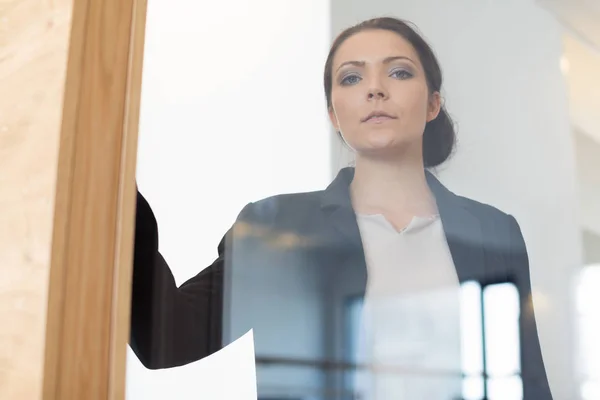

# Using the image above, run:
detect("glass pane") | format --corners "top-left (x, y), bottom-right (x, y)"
top-left (125, 1), bottom-right (587, 398)
top-left (347, 297), bottom-right (364, 363)
top-left (345, 297), bottom-right (364, 397)
top-left (462, 375), bottom-right (485, 400)
top-left (488, 376), bottom-right (523, 400)
top-left (460, 281), bottom-right (484, 375)
top-left (484, 283), bottom-right (521, 376)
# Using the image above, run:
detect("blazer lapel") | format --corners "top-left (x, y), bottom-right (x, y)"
top-left (320, 167), bottom-right (487, 284)
top-left (426, 171), bottom-right (486, 283)
top-left (320, 168), bottom-right (363, 249)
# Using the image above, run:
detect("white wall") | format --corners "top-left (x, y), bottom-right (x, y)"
top-left (127, 1), bottom-right (331, 399)
top-left (329, 0), bottom-right (581, 398)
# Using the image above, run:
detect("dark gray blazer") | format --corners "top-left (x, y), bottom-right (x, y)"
top-left (129, 167), bottom-right (552, 399)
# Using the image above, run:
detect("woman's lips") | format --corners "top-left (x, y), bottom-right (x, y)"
top-left (365, 115), bottom-right (396, 123)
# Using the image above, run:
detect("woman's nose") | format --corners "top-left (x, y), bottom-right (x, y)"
top-left (367, 86), bottom-right (388, 100)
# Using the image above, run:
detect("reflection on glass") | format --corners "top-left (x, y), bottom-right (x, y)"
top-left (484, 283), bottom-right (521, 381)
top-left (459, 282), bottom-right (523, 400)
top-left (481, 282), bottom-right (522, 400)
top-left (344, 297), bottom-right (364, 396)
top-left (487, 376), bottom-right (522, 400)
top-left (343, 282), bottom-right (523, 400)
top-left (577, 265), bottom-right (600, 400)
top-left (461, 376), bottom-right (484, 400)
top-left (460, 282), bottom-right (483, 377)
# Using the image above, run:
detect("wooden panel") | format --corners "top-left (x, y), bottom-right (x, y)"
top-left (41, 0), bottom-right (147, 398)
top-left (0, 1), bottom-right (73, 399)
top-left (109, 0), bottom-right (148, 397)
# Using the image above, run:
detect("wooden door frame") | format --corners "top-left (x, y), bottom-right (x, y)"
top-left (42, 0), bottom-right (147, 398)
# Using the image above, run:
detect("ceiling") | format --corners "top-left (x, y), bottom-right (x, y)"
top-left (537, 0), bottom-right (600, 52)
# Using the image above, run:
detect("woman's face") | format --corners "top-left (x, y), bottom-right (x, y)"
top-left (328, 29), bottom-right (441, 159)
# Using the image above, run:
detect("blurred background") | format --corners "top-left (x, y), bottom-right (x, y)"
top-left (123, 0), bottom-right (600, 399)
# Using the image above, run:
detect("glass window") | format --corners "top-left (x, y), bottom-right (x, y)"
top-left (344, 281), bottom-right (523, 400)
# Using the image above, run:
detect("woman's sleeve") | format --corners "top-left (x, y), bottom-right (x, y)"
top-left (508, 215), bottom-right (553, 400)
top-left (129, 190), bottom-right (244, 369)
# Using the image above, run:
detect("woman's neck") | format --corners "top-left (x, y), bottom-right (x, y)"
top-left (349, 155), bottom-right (438, 219)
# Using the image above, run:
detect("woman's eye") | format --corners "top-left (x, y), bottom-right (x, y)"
top-left (391, 69), bottom-right (413, 79)
top-left (340, 74), bottom-right (361, 85)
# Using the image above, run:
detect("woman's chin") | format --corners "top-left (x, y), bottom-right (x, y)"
top-left (344, 129), bottom-right (420, 158)
top-left (357, 136), bottom-right (405, 154)
top-left (355, 145), bottom-right (405, 160)
top-left (353, 136), bottom-right (419, 160)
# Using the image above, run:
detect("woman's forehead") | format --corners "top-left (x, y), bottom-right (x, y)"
top-left (332, 30), bottom-right (419, 69)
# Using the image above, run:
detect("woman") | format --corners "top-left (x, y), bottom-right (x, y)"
top-left (130, 17), bottom-right (552, 399)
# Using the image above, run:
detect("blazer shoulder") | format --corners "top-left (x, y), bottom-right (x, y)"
top-left (454, 194), bottom-right (525, 252)
top-left (235, 189), bottom-right (325, 227)
top-left (454, 194), bottom-right (512, 222)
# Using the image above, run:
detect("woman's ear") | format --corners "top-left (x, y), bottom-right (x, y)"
top-left (328, 105), bottom-right (340, 131)
top-left (427, 92), bottom-right (442, 122)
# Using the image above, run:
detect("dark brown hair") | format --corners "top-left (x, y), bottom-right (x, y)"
top-left (324, 17), bottom-right (456, 168)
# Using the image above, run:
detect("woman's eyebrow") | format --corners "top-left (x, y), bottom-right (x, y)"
top-left (336, 56), bottom-right (415, 73)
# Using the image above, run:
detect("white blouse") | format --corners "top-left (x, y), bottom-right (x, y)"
top-left (353, 213), bottom-right (464, 400)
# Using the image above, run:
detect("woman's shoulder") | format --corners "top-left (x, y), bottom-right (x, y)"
top-left (428, 170), bottom-right (516, 228)
top-left (235, 189), bottom-right (327, 228)
top-left (453, 193), bottom-right (524, 248)
top-left (454, 194), bottom-right (511, 221)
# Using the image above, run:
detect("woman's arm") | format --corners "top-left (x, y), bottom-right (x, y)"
top-left (129, 190), bottom-right (227, 369)
top-left (508, 215), bottom-right (553, 400)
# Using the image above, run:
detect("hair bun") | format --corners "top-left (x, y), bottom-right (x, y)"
top-left (422, 106), bottom-right (456, 168)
